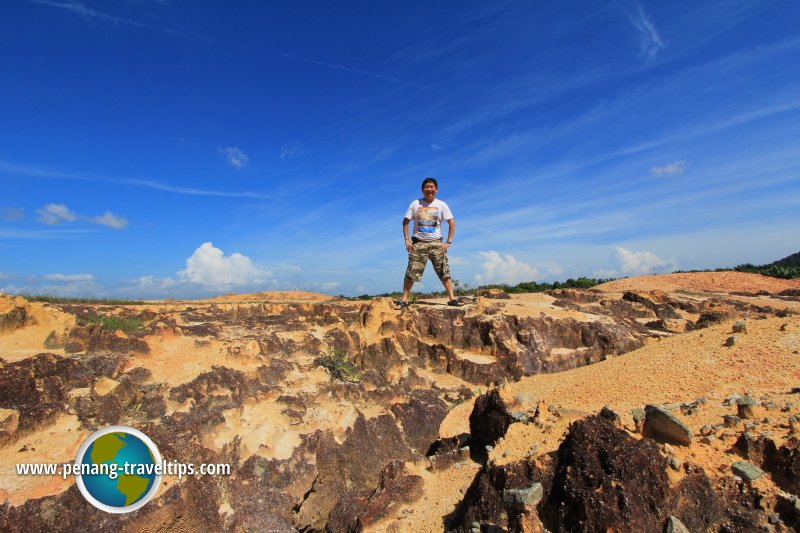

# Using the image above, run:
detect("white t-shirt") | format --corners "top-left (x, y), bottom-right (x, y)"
top-left (404, 199), bottom-right (453, 242)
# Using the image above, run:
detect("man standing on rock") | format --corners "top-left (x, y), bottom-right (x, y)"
top-left (395, 177), bottom-right (464, 310)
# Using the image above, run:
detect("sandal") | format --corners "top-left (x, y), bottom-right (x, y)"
top-left (447, 299), bottom-right (465, 307)
top-left (394, 300), bottom-right (410, 310)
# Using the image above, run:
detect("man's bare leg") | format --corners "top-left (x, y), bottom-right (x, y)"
top-left (442, 277), bottom-right (456, 301)
top-left (401, 276), bottom-right (414, 302)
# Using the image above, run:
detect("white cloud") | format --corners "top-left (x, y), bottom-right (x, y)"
top-left (593, 268), bottom-right (620, 278)
top-left (613, 246), bottom-right (677, 276)
top-left (280, 141), bottom-right (302, 159)
top-left (177, 242), bottom-right (271, 290)
top-left (630, 1), bottom-right (664, 60)
top-left (474, 251), bottom-right (539, 285)
top-left (221, 147), bottom-right (249, 169)
top-left (91, 211), bottom-right (129, 229)
top-left (431, 144), bottom-right (443, 151)
top-left (42, 273), bottom-right (95, 282)
top-left (546, 264), bottom-right (564, 277)
top-left (304, 281), bottom-right (342, 292)
top-left (36, 203), bottom-right (77, 225)
top-left (650, 160), bottom-right (687, 176)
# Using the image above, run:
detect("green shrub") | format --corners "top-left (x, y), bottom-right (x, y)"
top-left (84, 315), bottom-right (144, 334)
top-left (315, 349), bottom-right (360, 382)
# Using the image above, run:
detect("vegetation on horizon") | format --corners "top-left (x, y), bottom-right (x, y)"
top-left (343, 276), bottom-right (613, 300)
top-left (19, 294), bottom-right (147, 305)
top-left (675, 252), bottom-right (800, 280)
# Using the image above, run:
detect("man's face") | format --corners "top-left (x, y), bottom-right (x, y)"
top-left (422, 182), bottom-right (437, 200)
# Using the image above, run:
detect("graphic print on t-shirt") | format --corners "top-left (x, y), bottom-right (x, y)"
top-left (416, 206), bottom-right (440, 234)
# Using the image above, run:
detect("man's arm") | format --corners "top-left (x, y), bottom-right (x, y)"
top-left (403, 218), bottom-right (414, 251)
top-left (441, 218), bottom-right (455, 251)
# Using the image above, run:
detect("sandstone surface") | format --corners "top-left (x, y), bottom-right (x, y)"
top-left (0, 271), bottom-right (799, 531)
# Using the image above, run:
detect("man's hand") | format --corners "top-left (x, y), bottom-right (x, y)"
top-left (406, 240), bottom-right (415, 252)
top-left (438, 242), bottom-right (450, 252)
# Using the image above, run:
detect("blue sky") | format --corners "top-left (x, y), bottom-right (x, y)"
top-left (1, 1), bottom-right (799, 298)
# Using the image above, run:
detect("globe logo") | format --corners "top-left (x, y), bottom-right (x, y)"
top-left (74, 426), bottom-right (162, 513)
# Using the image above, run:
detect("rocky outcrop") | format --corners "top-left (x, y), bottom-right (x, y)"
top-left (446, 413), bottom-right (767, 532)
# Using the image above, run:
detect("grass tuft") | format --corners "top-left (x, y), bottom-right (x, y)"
top-left (315, 349), bottom-right (360, 382)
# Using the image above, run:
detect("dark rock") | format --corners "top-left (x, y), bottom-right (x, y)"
top-left (723, 415), bottom-right (741, 428)
top-left (469, 388), bottom-right (514, 450)
top-left (643, 405), bottom-right (693, 446)
top-left (737, 395), bottom-right (758, 419)
top-left (326, 460), bottom-right (423, 532)
top-left (734, 432), bottom-right (770, 464)
top-left (599, 405), bottom-right (620, 424)
top-left (294, 413), bottom-right (414, 531)
top-left (0, 306), bottom-right (32, 333)
top-left (475, 288), bottom-right (511, 299)
top-left (390, 389), bottom-right (449, 455)
top-left (695, 310), bottom-right (732, 329)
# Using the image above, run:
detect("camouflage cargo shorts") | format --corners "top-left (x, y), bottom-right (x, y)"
top-left (405, 240), bottom-right (451, 282)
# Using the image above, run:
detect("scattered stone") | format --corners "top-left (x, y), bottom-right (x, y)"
top-left (642, 405), bottom-right (693, 446)
top-left (784, 402), bottom-right (794, 412)
top-left (732, 320), bottom-right (747, 333)
top-left (503, 482), bottom-right (544, 509)
top-left (768, 513), bottom-right (782, 525)
top-left (700, 424), bottom-right (714, 436)
top-left (744, 422), bottom-right (757, 431)
top-left (724, 335), bottom-right (738, 347)
top-left (724, 392), bottom-right (741, 406)
top-left (790, 387), bottom-right (800, 395)
top-left (724, 415), bottom-right (742, 428)
top-left (737, 395), bottom-right (759, 419)
top-left (701, 435), bottom-right (716, 445)
top-left (632, 407), bottom-right (646, 432)
top-left (669, 456), bottom-right (682, 471)
top-left (731, 461), bottom-right (765, 482)
top-left (665, 515), bottom-right (691, 533)
top-left (662, 443), bottom-right (676, 455)
top-left (510, 411), bottom-right (530, 423)
top-left (485, 445), bottom-right (493, 452)
top-left (92, 377), bottom-right (120, 399)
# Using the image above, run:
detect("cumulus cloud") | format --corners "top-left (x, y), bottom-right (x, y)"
top-left (474, 251), bottom-right (539, 285)
top-left (43, 273), bottom-right (95, 282)
top-left (36, 203), bottom-right (77, 225)
top-left (629, 1), bottom-right (664, 60)
top-left (1, 207), bottom-right (24, 221)
top-left (613, 246), bottom-right (677, 276)
top-left (91, 211), bottom-right (129, 229)
top-left (177, 242), bottom-right (272, 290)
top-left (650, 160), bottom-right (687, 176)
top-left (221, 147), bottom-right (249, 168)
top-left (280, 141), bottom-right (302, 159)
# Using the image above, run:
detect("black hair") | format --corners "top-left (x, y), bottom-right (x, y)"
top-left (421, 177), bottom-right (438, 188)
